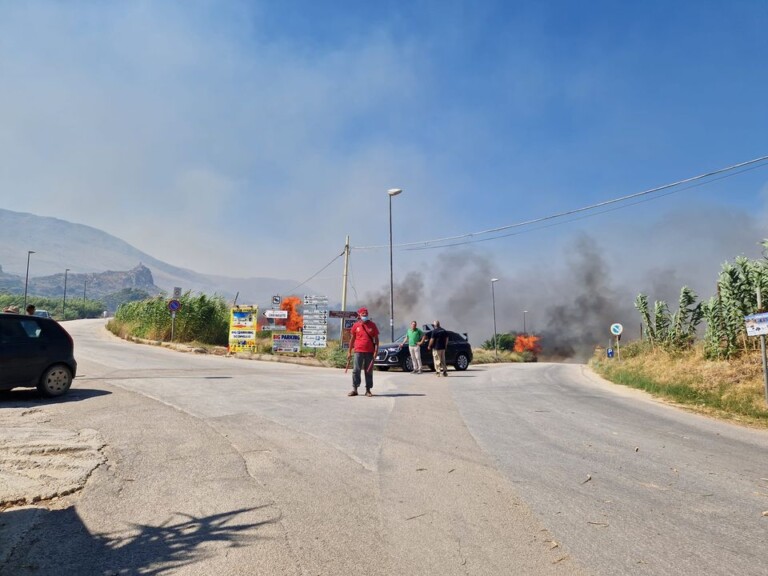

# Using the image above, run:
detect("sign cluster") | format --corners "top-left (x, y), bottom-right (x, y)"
top-left (302, 295), bottom-right (328, 348)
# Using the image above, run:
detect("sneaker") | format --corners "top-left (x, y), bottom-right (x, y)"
top-left (415, 369), bottom-right (422, 374)
top-left (348, 390), bottom-right (358, 396)
top-left (442, 372), bottom-right (448, 377)
top-left (365, 390), bottom-right (373, 397)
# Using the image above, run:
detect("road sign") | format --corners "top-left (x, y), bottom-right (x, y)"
top-left (261, 325), bottom-right (287, 331)
top-left (264, 310), bottom-right (288, 319)
top-left (168, 299), bottom-right (182, 312)
top-left (173, 287), bottom-right (182, 298)
top-left (303, 295), bottom-right (328, 305)
top-left (607, 347), bottom-right (614, 358)
top-left (745, 312), bottom-right (768, 336)
top-left (610, 323), bottom-right (623, 336)
top-left (328, 310), bottom-right (358, 319)
top-left (272, 295), bottom-right (282, 305)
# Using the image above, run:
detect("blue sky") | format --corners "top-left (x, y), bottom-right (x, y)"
top-left (1, 1), bottom-right (767, 344)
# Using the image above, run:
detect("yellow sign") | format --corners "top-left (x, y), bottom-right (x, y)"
top-left (229, 306), bottom-right (258, 352)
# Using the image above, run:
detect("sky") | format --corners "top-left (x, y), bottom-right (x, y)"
top-left (1, 1), bottom-right (767, 354)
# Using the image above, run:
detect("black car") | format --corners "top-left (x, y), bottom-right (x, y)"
top-left (375, 326), bottom-right (473, 372)
top-left (0, 313), bottom-right (77, 397)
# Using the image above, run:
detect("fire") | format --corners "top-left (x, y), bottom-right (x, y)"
top-left (514, 334), bottom-right (541, 355)
top-left (281, 296), bottom-right (304, 331)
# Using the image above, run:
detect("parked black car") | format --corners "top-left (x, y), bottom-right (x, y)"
top-left (375, 326), bottom-right (473, 372)
top-left (0, 313), bottom-right (77, 397)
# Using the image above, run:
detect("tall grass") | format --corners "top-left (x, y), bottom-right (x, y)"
top-left (108, 293), bottom-right (229, 345)
top-left (590, 341), bottom-right (768, 426)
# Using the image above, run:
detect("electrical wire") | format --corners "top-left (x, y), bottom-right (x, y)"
top-left (405, 161), bottom-right (768, 250)
top-left (287, 249), bottom-right (345, 293)
top-left (352, 154), bottom-right (768, 251)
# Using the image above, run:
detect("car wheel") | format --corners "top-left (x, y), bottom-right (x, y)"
top-left (454, 353), bottom-right (470, 371)
top-left (404, 356), bottom-right (414, 372)
top-left (37, 365), bottom-right (73, 397)
top-left (376, 366), bottom-right (390, 371)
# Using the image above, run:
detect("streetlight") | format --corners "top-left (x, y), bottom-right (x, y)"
top-left (523, 310), bottom-right (528, 334)
top-left (23, 250), bottom-right (35, 310)
top-left (62, 268), bottom-right (70, 318)
top-left (491, 278), bottom-right (499, 358)
top-left (387, 188), bottom-right (403, 342)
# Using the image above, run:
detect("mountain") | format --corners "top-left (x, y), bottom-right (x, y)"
top-left (0, 209), bottom-right (301, 305)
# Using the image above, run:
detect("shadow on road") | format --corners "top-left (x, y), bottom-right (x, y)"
top-left (0, 388), bottom-right (111, 405)
top-left (376, 393), bottom-right (426, 397)
top-left (2, 505), bottom-right (276, 575)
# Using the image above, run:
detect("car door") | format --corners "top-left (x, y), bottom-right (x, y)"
top-left (0, 317), bottom-right (45, 387)
top-left (419, 330), bottom-right (434, 367)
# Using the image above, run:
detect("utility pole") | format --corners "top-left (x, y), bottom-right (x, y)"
top-left (340, 235), bottom-right (350, 341)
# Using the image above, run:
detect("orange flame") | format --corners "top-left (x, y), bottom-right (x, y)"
top-left (281, 296), bottom-right (304, 331)
top-left (514, 334), bottom-right (541, 355)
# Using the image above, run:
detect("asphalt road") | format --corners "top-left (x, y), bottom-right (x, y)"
top-left (2, 319), bottom-right (767, 575)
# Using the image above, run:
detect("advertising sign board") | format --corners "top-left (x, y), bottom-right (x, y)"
top-left (229, 306), bottom-right (258, 352)
top-left (273, 333), bottom-right (301, 353)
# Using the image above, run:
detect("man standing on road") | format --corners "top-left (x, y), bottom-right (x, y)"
top-left (399, 320), bottom-right (425, 373)
top-left (427, 320), bottom-right (449, 377)
top-left (347, 307), bottom-right (379, 397)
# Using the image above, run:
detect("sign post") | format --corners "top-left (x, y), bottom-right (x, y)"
top-left (168, 299), bottom-right (182, 341)
top-left (748, 287), bottom-right (768, 404)
top-left (610, 323), bottom-right (623, 361)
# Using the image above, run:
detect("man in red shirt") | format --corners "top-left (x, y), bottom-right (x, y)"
top-left (347, 307), bottom-right (380, 397)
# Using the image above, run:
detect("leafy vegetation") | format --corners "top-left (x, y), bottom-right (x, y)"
top-left (0, 293), bottom-right (105, 320)
top-left (108, 292), bottom-right (230, 345)
top-left (594, 240), bottom-right (768, 427)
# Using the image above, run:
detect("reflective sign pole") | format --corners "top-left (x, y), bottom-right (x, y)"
top-left (758, 288), bottom-right (768, 404)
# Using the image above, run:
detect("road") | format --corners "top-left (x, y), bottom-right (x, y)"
top-left (2, 319), bottom-right (767, 575)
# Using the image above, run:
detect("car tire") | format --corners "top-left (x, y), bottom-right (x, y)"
top-left (454, 353), bottom-right (470, 371)
top-left (404, 356), bottom-right (414, 372)
top-left (37, 365), bottom-right (73, 397)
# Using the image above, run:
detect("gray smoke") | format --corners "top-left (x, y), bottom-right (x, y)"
top-left (360, 235), bottom-right (640, 358)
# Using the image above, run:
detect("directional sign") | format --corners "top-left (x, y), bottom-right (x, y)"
top-left (264, 310), bottom-right (288, 319)
top-left (329, 310), bottom-right (358, 319)
top-left (261, 324), bottom-right (287, 331)
top-left (168, 299), bottom-right (182, 312)
top-left (303, 295), bottom-right (328, 305)
top-left (302, 327), bottom-right (328, 335)
top-left (610, 323), bottom-right (623, 336)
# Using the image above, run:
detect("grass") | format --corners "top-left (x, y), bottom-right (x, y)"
top-left (590, 341), bottom-right (768, 428)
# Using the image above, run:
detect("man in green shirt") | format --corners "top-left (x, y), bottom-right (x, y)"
top-left (399, 320), bottom-right (426, 373)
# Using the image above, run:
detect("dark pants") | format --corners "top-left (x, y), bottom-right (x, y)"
top-left (352, 352), bottom-right (374, 390)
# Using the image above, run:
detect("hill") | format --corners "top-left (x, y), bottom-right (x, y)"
top-left (0, 209), bottom-right (301, 305)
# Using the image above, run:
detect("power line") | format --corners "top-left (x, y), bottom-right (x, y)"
top-left (352, 154), bottom-right (768, 251)
top-left (287, 249), bottom-right (345, 293)
top-left (405, 161), bottom-right (768, 251)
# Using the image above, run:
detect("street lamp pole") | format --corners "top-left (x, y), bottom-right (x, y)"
top-left (491, 278), bottom-right (499, 358)
top-left (523, 310), bottom-right (528, 334)
top-left (387, 188), bottom-right (403, 342)
top-left (23, 250), bottom-right (35, 310)
top-left (83, 278), bottom-right (87, 302)
top-left (62, 268), bottom-right (70, 318)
